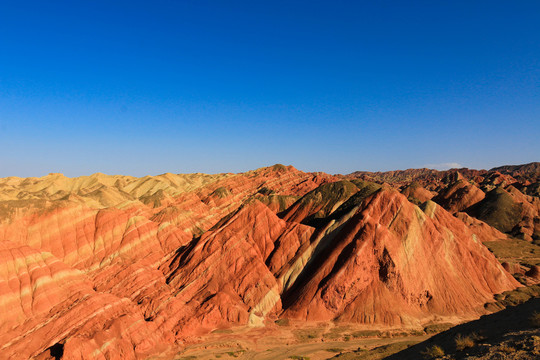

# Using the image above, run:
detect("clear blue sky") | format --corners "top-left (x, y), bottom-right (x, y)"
top-left (0, 1), bottom-right (538, 177)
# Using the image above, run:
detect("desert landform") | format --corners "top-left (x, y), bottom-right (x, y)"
top-left (0, 162), bottom-right (539, 359)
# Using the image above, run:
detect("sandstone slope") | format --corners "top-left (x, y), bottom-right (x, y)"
top-left (0, 163), bottom-right (534, 359)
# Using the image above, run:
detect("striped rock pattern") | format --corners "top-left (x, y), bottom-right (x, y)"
top-left (0, 164), bottom-right (526, 359)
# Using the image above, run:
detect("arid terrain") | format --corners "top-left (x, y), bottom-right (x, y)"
top-left (0, 162), bottom-right (539, 359)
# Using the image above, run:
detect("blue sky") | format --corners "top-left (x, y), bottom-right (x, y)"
top-left (0, 1), bottom-right (539, 177)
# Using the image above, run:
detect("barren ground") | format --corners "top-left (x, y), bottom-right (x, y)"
top-left (152, 321), bottom-right (435, 360)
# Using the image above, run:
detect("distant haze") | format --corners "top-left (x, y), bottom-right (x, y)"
top-left (1, 1), bottom-right (539, 177)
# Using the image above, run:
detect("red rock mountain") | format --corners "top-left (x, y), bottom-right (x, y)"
top-left (281, 190), bottom-right (517, 324)
top-left (0, 163), bottom-right (536, 359)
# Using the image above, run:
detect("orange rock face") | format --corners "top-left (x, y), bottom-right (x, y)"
top-left (433, 180), bottom-right (485, 213)
top-left (349, 163), bottom-right (540, 242)
top-left (281, 190), bottom-right (518, 324)
top-left (0, 163), bottom-right (533, 358)
top-left (400, 182), bottom-right (434, 204)
top-left (0, 240), bottom-right (166, 360)
top-left (0, 165), bottom-right (335, 358)
top-left (157, 200), bottom-right (315, 338)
